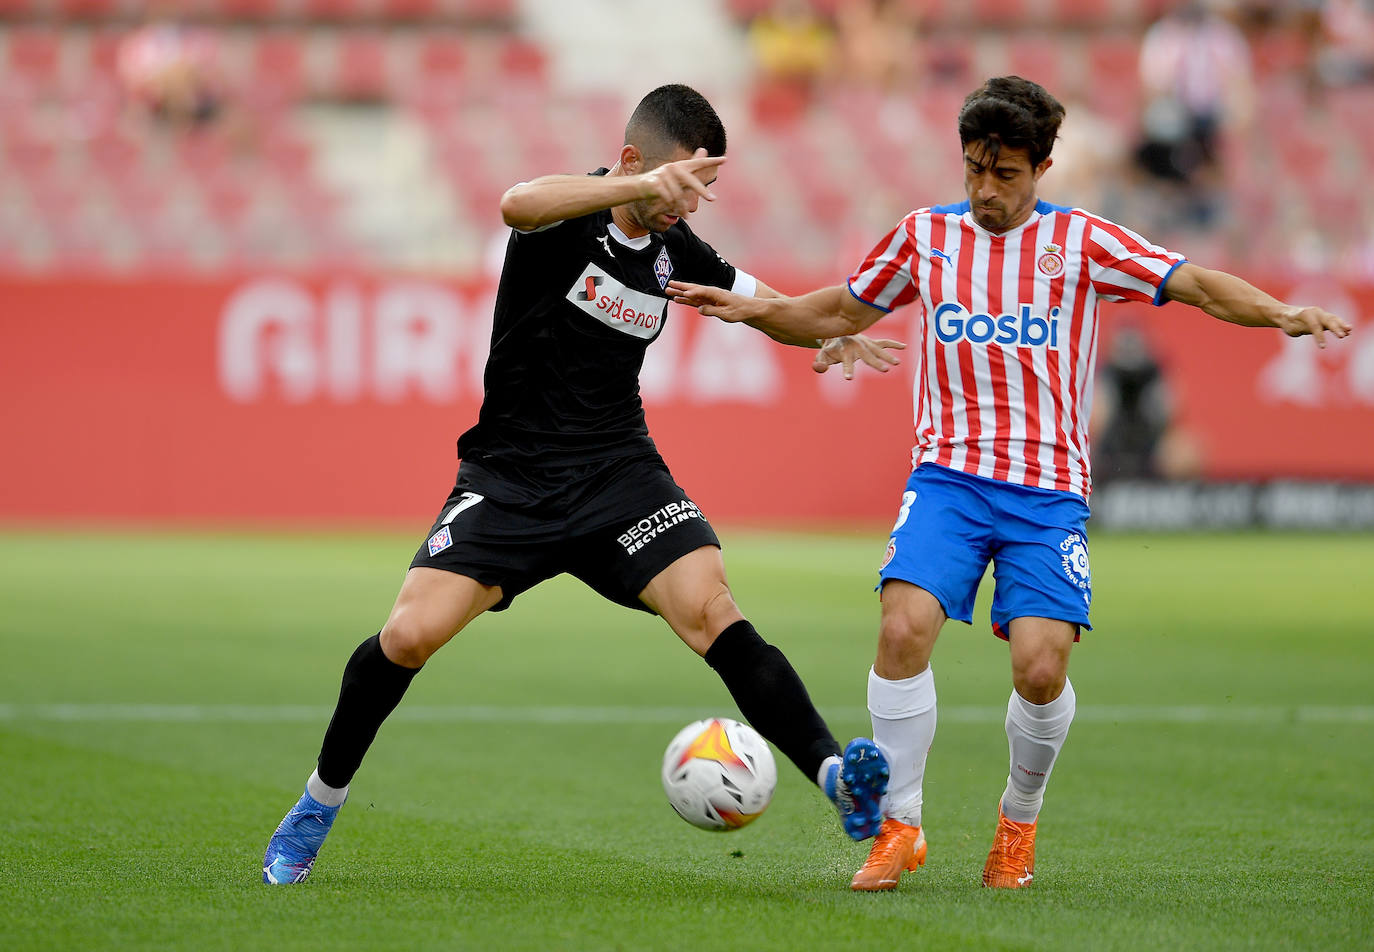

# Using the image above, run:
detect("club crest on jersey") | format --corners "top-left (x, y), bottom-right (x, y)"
top-left (1037, 244), bottom-right (1065, 277)
top-left (427, 525), bottom-right (453, 556)
top-left (654, 247), bottom-right (673, 289)
top-left (566, 263), bottom-right (668, 340)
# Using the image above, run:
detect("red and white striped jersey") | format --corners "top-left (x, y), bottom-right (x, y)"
top-left (848, 199), bottom-right (1185, 498)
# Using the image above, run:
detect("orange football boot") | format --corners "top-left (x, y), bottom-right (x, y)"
top-left (850, 818), bottom-right (927, 891)
top-left (982, 807), bottom-right (1037, 888)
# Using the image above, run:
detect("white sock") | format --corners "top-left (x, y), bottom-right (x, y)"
top-left (306, 768), bottom-right (349, 807)
top-left (868, 665), bottom-right (937, 828)
top-left (816, 754), bottom-right (841, 790)
top-left (1000, 679), bottom-right (1076, 824)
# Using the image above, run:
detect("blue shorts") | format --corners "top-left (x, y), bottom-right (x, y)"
top-left (878, 463), bottom-right (1092, 640)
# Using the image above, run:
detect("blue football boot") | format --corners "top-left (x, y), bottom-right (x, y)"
top-left (824, 738), bottom-right (889, 841)
top-left (262, 790), bottom-right (343, 884)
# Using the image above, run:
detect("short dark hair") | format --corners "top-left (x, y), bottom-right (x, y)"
top-left (957, 76), bottom-right (1065, 168)
top-left (625, 84), bottom-right (727, 162)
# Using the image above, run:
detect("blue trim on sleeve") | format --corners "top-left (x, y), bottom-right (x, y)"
top-left (927, 200), bottom-right (971, 216)
top-left (847, 280), bottom-right (892, 313)
top-left (1153, 258), bottom-right (1188, 306)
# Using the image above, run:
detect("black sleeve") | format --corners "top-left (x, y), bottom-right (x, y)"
top-left (670, 222), bottom-right (738, 290)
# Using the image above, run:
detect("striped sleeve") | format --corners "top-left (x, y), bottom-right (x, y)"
top-left (847, 213), bottom-right (923, 313)
top-left (1081, 214), bottom-right (1186, 306)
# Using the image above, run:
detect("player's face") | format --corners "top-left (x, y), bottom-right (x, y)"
top-left (629, 146), bottom-right (718, 234)
top-left (963, 144), bottom-right (1050, 234)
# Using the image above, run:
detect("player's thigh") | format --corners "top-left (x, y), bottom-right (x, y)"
top-left (878, 464), bottom-right (994, 627)
top-left (987, 485), bottom-right (1092, 642)
top-left (380, 566), bottom-right (503, 667)
top-left (564, 462), bottom-right (726, 649)
top-left (411, 469), bottom-right (566, 612)
top-left (638, 545), bottom-right (745, 656)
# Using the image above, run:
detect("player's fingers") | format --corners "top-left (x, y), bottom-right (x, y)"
top-left (841, 348), bottom-right (858, 380)
top-left (874, 339), bottom-right (907, 350)
top-left (857, 347), bottom-right (896, 372)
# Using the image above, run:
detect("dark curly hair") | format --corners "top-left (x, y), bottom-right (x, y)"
top-left (957, 76), bottom-right (1065, 168)
top-left (625, 84), bottom-right (727, 163)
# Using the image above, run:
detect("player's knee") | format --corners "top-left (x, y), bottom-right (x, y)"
top-left (878, 601), bottom-right (939, 653)
top-left (1013, 661), bottom-right (1067, 704)
top-left (379, 614), bottom-right (446, 668)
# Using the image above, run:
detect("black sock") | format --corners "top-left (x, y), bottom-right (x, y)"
top-left (315, 634), bottom-right (420, 788)
top-left (703, 620), bottom-right (842, 785)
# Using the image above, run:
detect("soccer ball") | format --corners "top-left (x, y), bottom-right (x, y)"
top-left (661, 717), bottom-right (777, 831)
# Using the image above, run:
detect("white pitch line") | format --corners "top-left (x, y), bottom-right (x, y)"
top-left (0, 703), bottom-right (1370, 725)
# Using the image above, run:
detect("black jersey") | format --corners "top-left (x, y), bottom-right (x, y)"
top-left (455, 170), bottom-right (738, 489)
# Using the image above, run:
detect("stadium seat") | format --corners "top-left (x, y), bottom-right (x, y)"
top-left (379, 0), bottom-right (442, 19)
top-left (217, 0), bottom-right (292, 21)
top-left (329, 30), bottom-right (392, 101)
top-left (4, 28), bottom-right (64, 91)
top-left (245, 31), bottom-right (311, 105)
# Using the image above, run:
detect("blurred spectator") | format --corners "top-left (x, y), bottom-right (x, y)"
top-left (1091, 323), bottom-right (1201, 482)
top-left (1317, 0), bottom-right (1374, 85)
top-left (746, 0), bottom-right (836, 125)
top-left (117, 8), bottom-right (227, 132)
top-left (1037, 93), bottom-right (1128, 217)
top-left (1134, 0), bottom-right (1254, 228)
top-left (831, 0), bottom-right (921, 94)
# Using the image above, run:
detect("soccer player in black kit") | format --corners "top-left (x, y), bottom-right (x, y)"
top-left (262, 84), bottom-right (900, 885)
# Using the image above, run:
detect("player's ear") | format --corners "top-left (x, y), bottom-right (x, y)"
top-left (1034, 157), bottom-right (1053, 180)
top-left (620, 144), bottom-right (643, 174)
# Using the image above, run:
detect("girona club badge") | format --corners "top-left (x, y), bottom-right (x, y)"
top-left (1037, 243), bottom-right (1065, 277)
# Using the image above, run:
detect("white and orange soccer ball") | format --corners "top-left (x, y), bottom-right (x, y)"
top-left (661, 718), bottom-right (777, 831)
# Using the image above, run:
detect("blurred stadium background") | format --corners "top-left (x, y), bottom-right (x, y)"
top-left (1, 0), bottom-right (1372, 528)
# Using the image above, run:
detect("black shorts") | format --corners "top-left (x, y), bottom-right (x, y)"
top-left (410, 456), bottom-right (721, 614)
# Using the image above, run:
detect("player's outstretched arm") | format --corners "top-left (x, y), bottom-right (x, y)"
top-left (1163, 263), bottom-right (1352, 347)
top-left (669, 281), bottom-right (885, 342)
top-left (741, 280), bottom-right (905, 374)
top-left (500, 149), bottom-right (725, 231)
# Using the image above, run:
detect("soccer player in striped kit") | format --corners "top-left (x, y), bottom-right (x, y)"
top-left (670, 75), bottom-right (1350, 891)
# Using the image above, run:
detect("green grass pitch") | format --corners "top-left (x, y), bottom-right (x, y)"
top-left (1, 528), bottom-right (1371, 951)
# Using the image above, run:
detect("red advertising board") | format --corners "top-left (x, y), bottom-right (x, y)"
top-left (1, 274), bottom-right (1370, 526)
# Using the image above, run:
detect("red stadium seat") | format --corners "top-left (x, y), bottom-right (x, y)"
top-left (497, 36), bottom-right (547, 84)
top-left (301, 0), bottom-right (373, 21)
top-left (54, 0), bottom-right (129, 19)
top-left (379, 0), bottom-right (441, 18)
top-left (972, 0), bottom-right (1027, 27)
top-left (330, 30), bottom-right (391, 100)
top-left (217, 0), bottom-right (292, 20)
top-left (416, 33), bottom-right (468, 84)
top-left (246, 31), bottom-right (311, 105)
top-left (1003, 34), bottom-right (1066, 92)
top-left (5, 28), bottom-right (64, 90)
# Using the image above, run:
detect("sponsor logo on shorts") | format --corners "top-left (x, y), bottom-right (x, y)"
top-left (653, 247), bottom-right (673, 289)
top-left (427, 525), bottom-right (453, 556)
top-left (880, 538), bottom-right (897, 570)
top-left (1059, 531), bottom-right (1091, 605)
top-left (617, 499), bottom-right (703, 555)
top-left (567, 263), bottom-right (667, 339)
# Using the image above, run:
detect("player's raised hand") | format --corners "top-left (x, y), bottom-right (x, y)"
top-left (813, 335), bottom-right (906, 378)
top-left (1274, 304), bottom-right (1352, 348)
top-left (668, 280), bottom-right (756, 323)
top-left (639, 148), bottom-right (725, 216)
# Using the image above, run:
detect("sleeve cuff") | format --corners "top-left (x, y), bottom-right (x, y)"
top-left (733, 269), bottom-right (759, 298)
